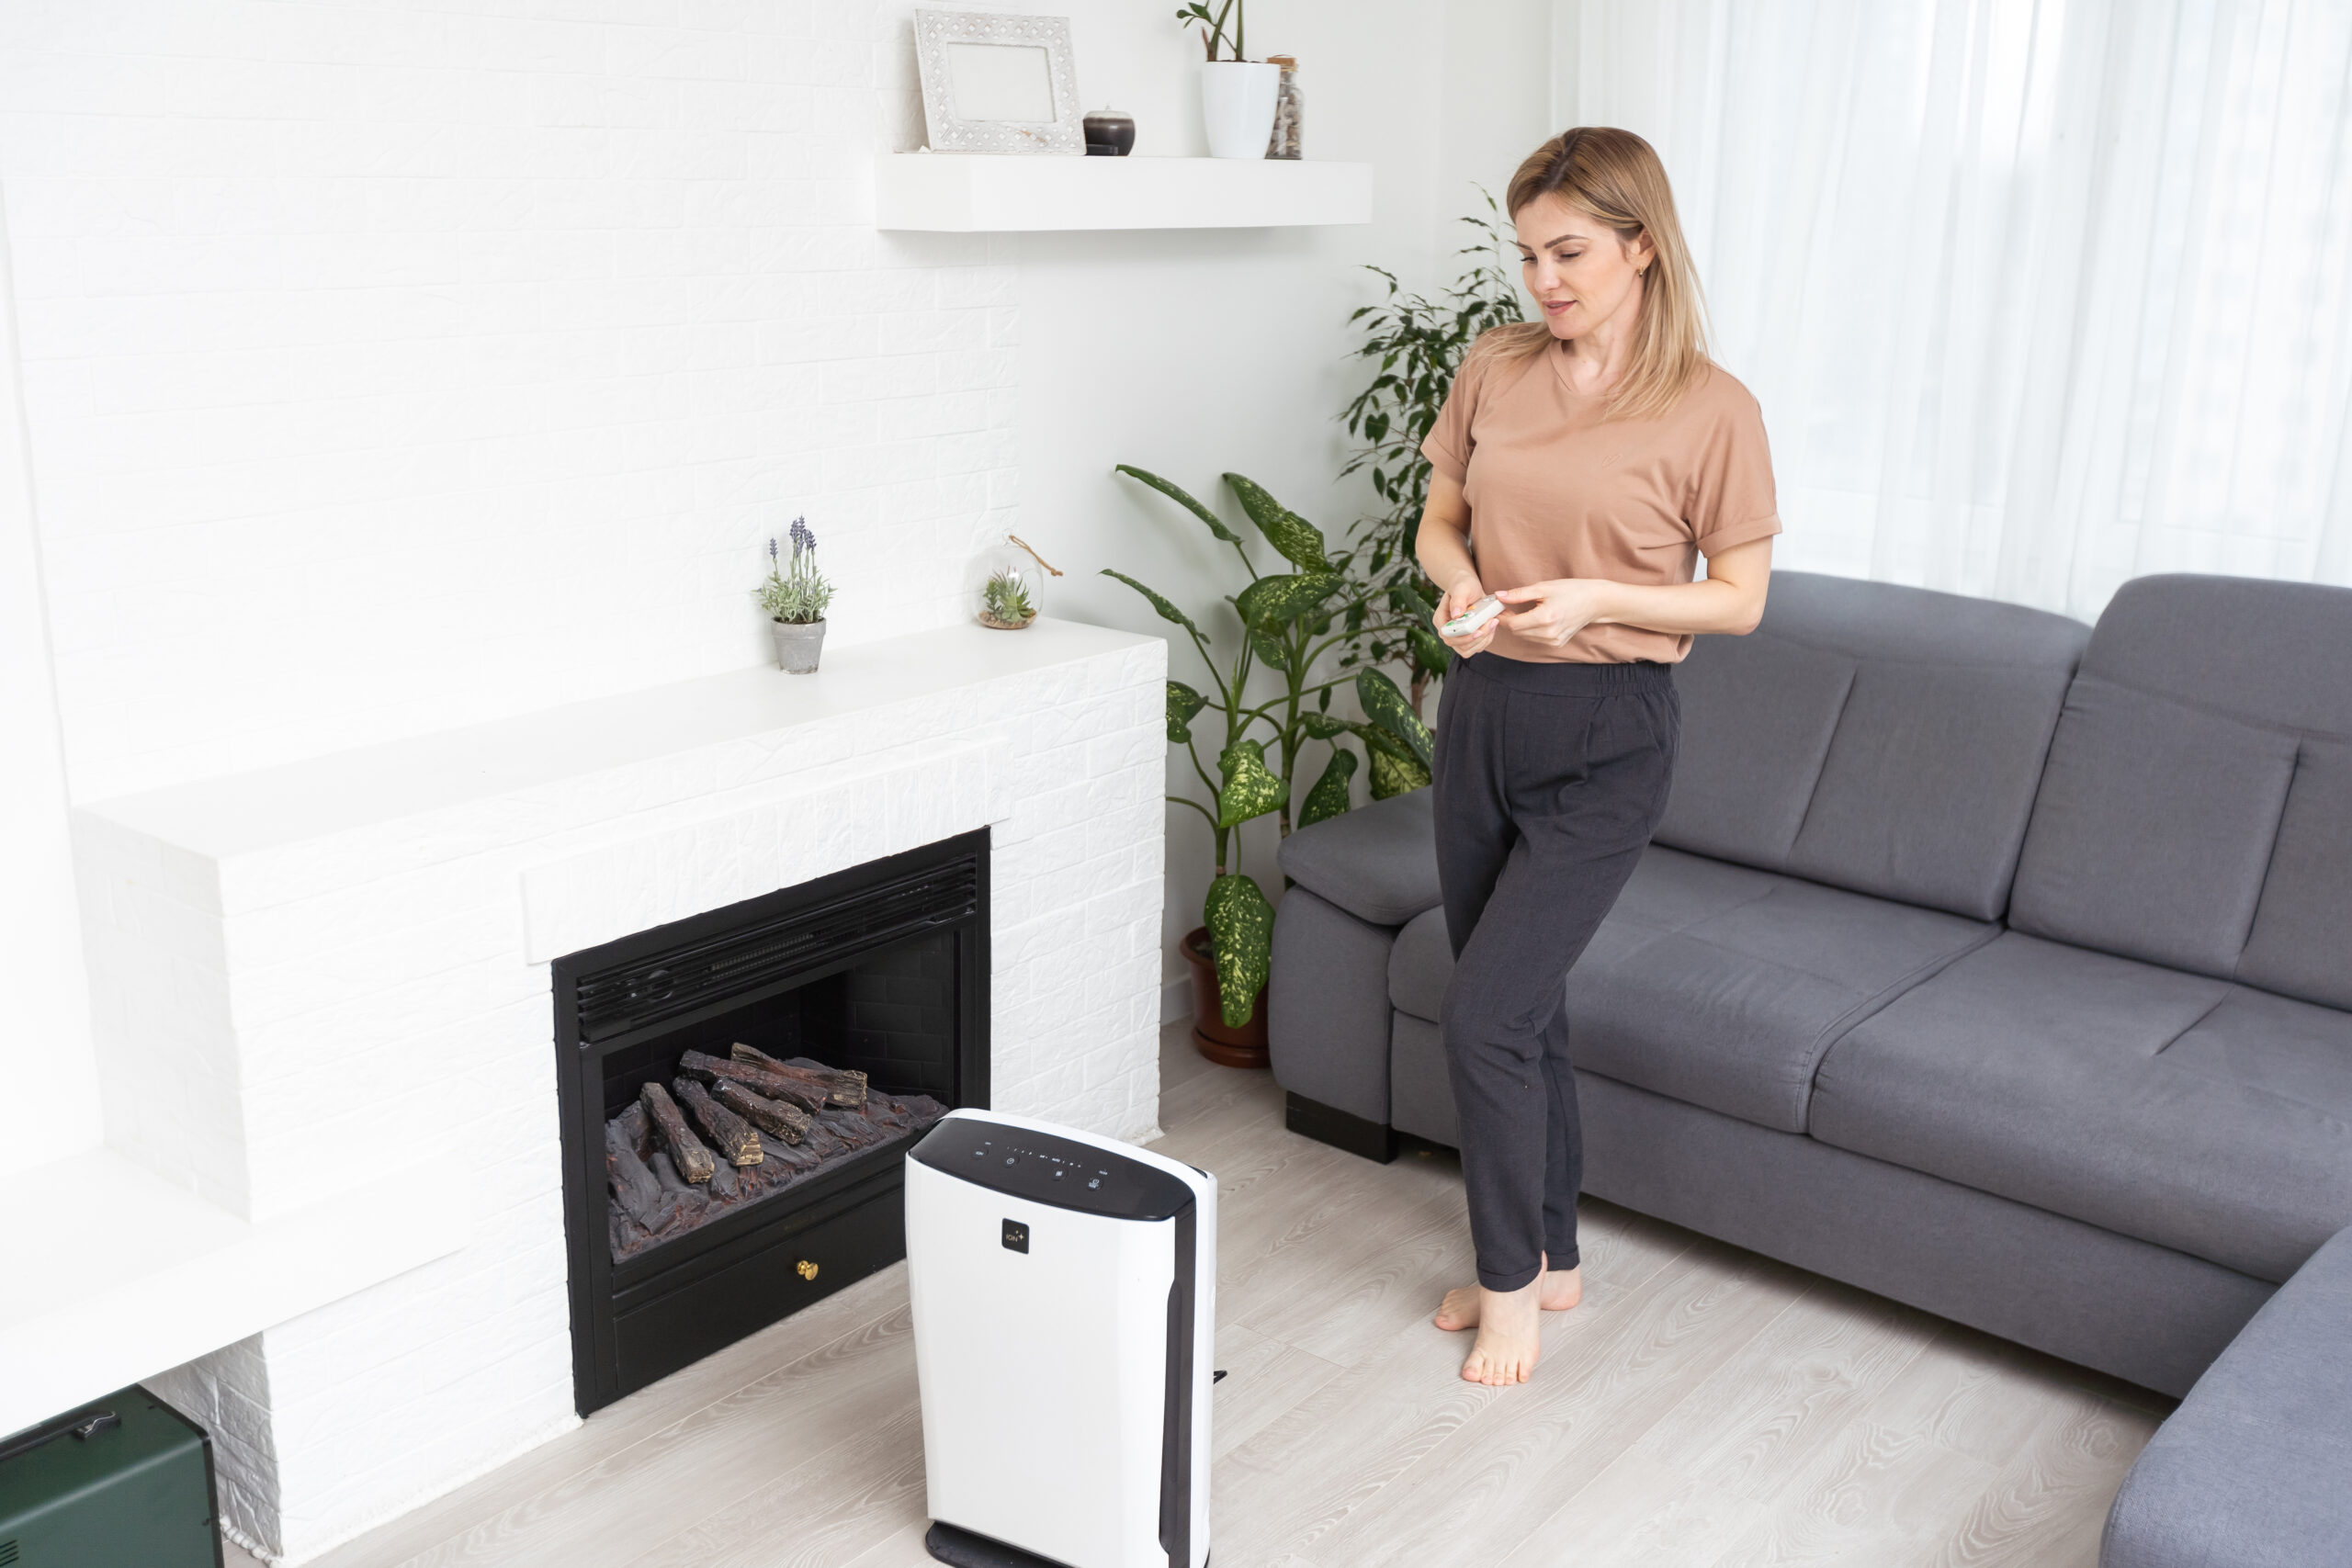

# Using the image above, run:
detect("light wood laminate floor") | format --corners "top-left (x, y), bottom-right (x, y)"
top-left (231, 1024), bottom-right (2170, 1568)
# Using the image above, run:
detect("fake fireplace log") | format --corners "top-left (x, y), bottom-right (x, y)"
top-left (606, 1051), bottom-right (948, 1262)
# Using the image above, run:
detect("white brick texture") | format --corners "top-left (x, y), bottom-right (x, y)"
top-left (86, 626), bottom-right (1165, 1563)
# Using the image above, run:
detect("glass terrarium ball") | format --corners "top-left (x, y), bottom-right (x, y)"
top-left (973, 542), bottom-right (1045, 630)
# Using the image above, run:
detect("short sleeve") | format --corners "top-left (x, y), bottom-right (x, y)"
top-left (1687, 378), bottom-right (1781, 558)
top-left (1419, 353), bottom-right (1486, 484)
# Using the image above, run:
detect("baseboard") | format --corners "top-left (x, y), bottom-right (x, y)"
top-left (1161, 975), bottom-right (1191, 1025)
top-left (1284, 1092), bottom-right (1399, 1164)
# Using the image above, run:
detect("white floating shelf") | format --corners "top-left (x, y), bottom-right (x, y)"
top-left (875, 153), bottom-right (1373, 231)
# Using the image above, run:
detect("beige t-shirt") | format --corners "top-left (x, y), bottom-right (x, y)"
top-left (1421, 341), bottom-right (1781, 664)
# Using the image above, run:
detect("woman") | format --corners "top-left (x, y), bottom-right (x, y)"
top-left (1416, 127), bottom-right (1778, 1386)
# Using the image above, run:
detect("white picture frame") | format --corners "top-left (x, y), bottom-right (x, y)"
top-left (913, 9), bottom-right (1084, 156)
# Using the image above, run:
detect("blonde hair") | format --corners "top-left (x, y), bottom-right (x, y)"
top-left (1472, 127), bottom-right (1711, 422)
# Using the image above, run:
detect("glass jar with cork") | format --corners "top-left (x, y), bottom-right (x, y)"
top-left (1264, 55), bottom-right (1303, 159)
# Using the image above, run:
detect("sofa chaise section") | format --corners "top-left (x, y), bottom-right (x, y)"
top-left (2101, 1225), bottom-right (2352, 1568)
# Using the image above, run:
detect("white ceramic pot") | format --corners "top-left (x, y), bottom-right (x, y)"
top-left (1200, 61), bottom-right (1280, 160)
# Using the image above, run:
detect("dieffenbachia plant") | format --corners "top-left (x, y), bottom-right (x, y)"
top-left (1107, 466), bottom-right (1435, 1026)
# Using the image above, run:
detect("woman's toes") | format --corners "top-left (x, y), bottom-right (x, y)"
top-left (1433, 1285), bottom-right (1481, 1331)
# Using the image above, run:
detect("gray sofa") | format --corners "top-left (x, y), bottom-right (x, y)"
top-left (1269, 571), bottom-right (2352, 1566)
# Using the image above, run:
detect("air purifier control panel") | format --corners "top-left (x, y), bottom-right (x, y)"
top-left (910, 1117), bottom-right (1193, 1221)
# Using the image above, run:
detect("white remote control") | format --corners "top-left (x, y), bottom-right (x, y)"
top-left (1440, 594), bottom-right (1503, 637)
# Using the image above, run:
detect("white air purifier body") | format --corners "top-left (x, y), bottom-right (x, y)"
top-left (906, 1108), bottom-right (1216, 1568)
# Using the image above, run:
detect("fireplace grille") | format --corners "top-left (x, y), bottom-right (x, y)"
top-left (571, 858), bottom-right (979, 1043)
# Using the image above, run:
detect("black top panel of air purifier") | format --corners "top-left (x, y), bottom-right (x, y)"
top-left (910, 1117), bottom-right (1195, 1221)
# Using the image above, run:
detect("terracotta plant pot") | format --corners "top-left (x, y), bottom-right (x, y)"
top-left (1181, 925), bottom-right (1268, 1069)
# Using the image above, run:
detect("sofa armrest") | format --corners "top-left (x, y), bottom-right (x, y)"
top-left (2101, 1226), bottom-right (2352, 1567)
top-left (1275, 789), bottom-right (1442, 926)
top-left (1270, 887), bottom-right (1402, 1130)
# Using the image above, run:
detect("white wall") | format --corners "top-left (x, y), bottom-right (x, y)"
top-left (1019, 0), bottom-right (1555, 990)
top-left (1, 2), bottom-right (1020, 807)
top-left (0, 0), bottom-right (1556, 1050)
top-left (0, 174), bottom-right (102, 1178)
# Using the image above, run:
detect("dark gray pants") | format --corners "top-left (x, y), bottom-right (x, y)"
top-left (1432, 651), bottom-right (1679, 1292)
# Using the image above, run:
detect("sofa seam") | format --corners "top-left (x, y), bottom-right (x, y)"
top-left (1797, 921), bottom-right (2006, 1134)
top-left (1781, 663), bottom-right (1860, 863)
top-left (2232, 734), bottom-right (2305, 986)
top-left (2146, 987), bottom-right (2236, 1060)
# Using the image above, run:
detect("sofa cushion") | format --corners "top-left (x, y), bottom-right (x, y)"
top-left (1812, 931), bottom-right (2352, 1283)
top-left (2010, 574), bottom-right (2352, 1008)
top-left (2239, 739), bottom-right (2352, 1010)
top-left (1657, 571), bottom-right (2087, 920)
top-left (2102, 1226), bottom-right (2352, 1568)
top-left (1275, 787), bottom-right (1441, 927)
top-left (1387, 845), bottom-right (1996, 1134)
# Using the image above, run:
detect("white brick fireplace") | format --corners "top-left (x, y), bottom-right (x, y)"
top-left (64, 619), bottom-right (1165, 1562)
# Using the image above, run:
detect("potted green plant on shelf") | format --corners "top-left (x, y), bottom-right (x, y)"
top-left (1176, 1), bottom-right (1278, 160)
top-left (761, 516), bottom-right (831, 673)
top-left (1106, 465), bottom-right (1433, 1066)
top-left (1333, 191), bottom-right (1526, 716)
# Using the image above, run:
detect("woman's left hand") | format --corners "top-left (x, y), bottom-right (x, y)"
top-left (1494, 578), bottom-right (1617, 650)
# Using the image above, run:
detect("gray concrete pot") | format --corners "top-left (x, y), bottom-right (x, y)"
top-left (770, 617), bottom-right (825, 673)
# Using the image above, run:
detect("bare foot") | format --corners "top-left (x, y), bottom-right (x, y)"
top-left (1432, 1254), bottom-right (1582, 1331)
top-left (1457, 1276), bottom-right (1543, 1385)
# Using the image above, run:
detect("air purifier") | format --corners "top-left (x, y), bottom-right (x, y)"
top-left (906, 1108), bottom-right (1216, 1568)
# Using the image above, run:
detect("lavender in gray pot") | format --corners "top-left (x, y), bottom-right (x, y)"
top-left (760, 516), bottom-right (831, 672)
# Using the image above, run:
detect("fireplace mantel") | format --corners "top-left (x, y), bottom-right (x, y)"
top-left (60, 616), bottom-right (1167, 1562)
top-left (87, 618), bottom-right (1150, 861)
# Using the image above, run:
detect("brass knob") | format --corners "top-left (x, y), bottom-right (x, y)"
top-left (796, 1259), bottom-right (820, 1280)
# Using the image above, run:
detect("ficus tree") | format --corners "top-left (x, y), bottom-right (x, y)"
top-left (1106, 466), bottom-right (1433, 1026)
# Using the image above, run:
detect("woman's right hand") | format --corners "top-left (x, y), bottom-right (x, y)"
top-left (1434, 572), bottom-right (1498, 657)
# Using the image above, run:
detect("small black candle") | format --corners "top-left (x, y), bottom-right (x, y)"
top-left (1082, 108), bottom-right (1136, 156)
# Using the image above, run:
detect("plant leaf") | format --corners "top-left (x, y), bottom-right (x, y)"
top-left (1357, 667), bottom-right (1434, 767)
top-left (1353, 721), bottom-right (1410, 761)
top-left (1222, 472), bottom-right (1329, 569)
top-left (1166, 680), bottom-right (1207, 743)
top-left (1369, 746), bottom-right (1431, 799)
top-left (1390, 579), bottom-right (1439, 616)
top-left (1232, 571), bottom-right (1341, 630)
top-left (1299, 710), bottom-right (1349, 739)
top-left (1114, 464), bottom-right (1242, 545)
top-left (1204, 872), bottom-right (1274, 1028)
top-left (1215, 739), bottom-right (1285, 829)
top-left (1298, 748), bottom-right (1357, 828)
top-left (1101, 569), bottom-right (1202, 638)
top-left (1409, 625), bottom-right (1452, 678)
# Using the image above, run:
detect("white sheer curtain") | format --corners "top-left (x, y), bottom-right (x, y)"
top-left (1555, 0), bottom-right (2352, 619)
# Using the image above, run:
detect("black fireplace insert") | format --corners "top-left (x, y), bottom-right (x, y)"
top-left (555, 829), bottom-right (989, 1415)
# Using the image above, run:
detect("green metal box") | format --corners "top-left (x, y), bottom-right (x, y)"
top-left (0, 1386), bottom-right (222, 1568)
